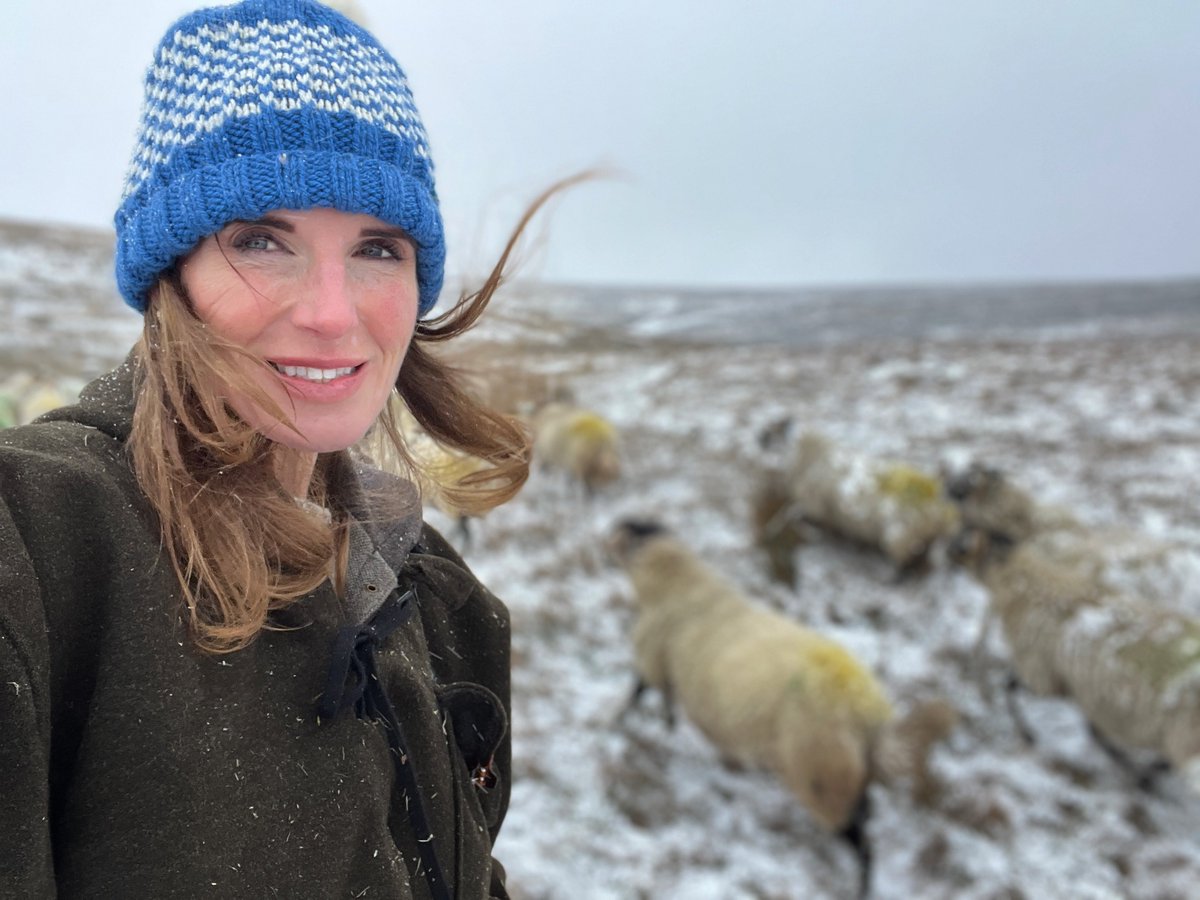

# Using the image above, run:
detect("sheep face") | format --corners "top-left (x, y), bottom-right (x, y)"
top-left (947, 526), bottom-right (1015, 576)
top-left (945, 462), bottom-right (1037, 544)
top-left (606, 519), bottom-right (669, 569)
top-left (779, 728), bottom-right (870, 832)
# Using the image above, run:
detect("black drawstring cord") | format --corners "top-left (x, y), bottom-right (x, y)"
top-left (319, 588), bottom-right (453, 900)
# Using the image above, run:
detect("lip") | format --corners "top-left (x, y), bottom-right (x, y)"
top-left (269, 359), bottom-right (369, 402)
top-left (269, 357), bottom-right (365, 369)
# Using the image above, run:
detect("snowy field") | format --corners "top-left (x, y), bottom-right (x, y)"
top-left (5, 218), bottom-right (1200, 899)
top-left (454, 313), bottom-right (1200, 900)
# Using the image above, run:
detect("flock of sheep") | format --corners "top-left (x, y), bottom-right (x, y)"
top-left (390, 388), bottom-right (1200, 898)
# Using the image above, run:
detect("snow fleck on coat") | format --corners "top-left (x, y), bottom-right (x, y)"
top-left (610, 521), bottom-right (894, 833)
top-left (531, 402), bottom-right (620, 495)
top-left (783, 432), bottom-right (960, 572)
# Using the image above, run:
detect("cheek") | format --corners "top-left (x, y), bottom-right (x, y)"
top-left (365, 290), bottom-right (419, 357)
top-left (183, 269), bottom-right (268, 343)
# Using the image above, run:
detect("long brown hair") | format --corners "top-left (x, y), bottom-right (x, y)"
top-left (129, 173), bottom-right (587, 652)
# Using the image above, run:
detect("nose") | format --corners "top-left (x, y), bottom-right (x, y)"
top-left (290, 256), bottom-right (358, 337)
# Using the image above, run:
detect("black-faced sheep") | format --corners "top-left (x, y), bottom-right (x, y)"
top-left (954, 527), bottom-right (1200, 793)
top-left (531, 401), bottom-right (621, 496)
top-left (947, 462), bottom-right (1187, 604)
top-left (610, 520), bottom-right (957, 894)
top-left (780, 432), bottom-right (960, 576)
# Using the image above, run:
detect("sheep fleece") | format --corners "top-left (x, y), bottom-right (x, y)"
top-left (625, 534), bottom-right (893, 830)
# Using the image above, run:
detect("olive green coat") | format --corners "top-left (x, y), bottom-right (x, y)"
top-left (0, 361), bottom-right (511, 899)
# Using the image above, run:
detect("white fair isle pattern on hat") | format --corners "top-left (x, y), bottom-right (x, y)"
top-left (122, 19), bottom-right (430, 202)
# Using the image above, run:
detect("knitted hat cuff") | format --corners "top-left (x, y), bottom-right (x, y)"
top-left (115, 142), bottom-right (444, 315)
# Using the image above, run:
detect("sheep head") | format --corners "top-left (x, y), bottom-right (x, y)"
top-left (945, 461), bottom-right (1037, 543)
top-left (778, 728), bottom-right (871, 832)
top-left (606, 519), bottom-right (669, 567)
top-left (947, 525), bottom-right (1016, 576)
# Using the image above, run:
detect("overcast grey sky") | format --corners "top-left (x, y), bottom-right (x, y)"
top-left (3, 1), bottom-right (1198, 288)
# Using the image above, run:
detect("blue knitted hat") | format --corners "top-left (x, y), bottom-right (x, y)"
top-left (114, 0), bottom-right (444, 316)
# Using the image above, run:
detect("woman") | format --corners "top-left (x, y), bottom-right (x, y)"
top-left (0, 1), bottom-right (538, 897)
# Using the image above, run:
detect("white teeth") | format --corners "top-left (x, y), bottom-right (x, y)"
top-left (273, 364), bottom-right (356, 382)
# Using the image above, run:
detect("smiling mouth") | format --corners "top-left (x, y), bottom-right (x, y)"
top-left (270, 363), bottom-right (362, 383)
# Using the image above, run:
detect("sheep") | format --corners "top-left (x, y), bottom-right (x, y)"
top-left (531, 401), bottom-right (621, 496)
top-left (780, 432), bottom-right (960, 576)
top-left (0, 390), bottom-right (18, 429)
top-left (870, 696), bottom-right (961, 806)
top-left (953, 527), bottom-right (1200, 793)
top-left (944, 461), bottom-right (1083, 549)
top-left (751, 465), bottom-right (809, 588)
top-left (609, 519), bottom-right (957, 895)
top-left (0, 373), bottom-right (77, 428)
top-left (360, 398), bottom-right (496, 551)
top-left (947, 461), bottom-right (1192, 606)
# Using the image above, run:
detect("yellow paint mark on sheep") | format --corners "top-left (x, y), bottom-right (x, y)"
top-left (785, 641), bottom-right (893, 720)
top-left (1115, 624), bottom-right (1200, 691)
top-left (875, 465), bottom-right (941, 505)
top-left (567, 414), bottom-right (617, 442)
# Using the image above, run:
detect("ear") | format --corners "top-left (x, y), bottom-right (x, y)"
top-left (606, 518), bottom-right (669, 566)
top-left (616, 518), bottom-right (668, 540)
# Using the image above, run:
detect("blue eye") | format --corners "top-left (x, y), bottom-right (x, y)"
top-left (359, 240), bottom-right (406, 261)
top-left (233, 232), bottom-right (278, 252)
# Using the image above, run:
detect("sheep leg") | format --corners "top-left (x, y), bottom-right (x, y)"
top-left (660, 683), bottom-right (677, 730)
top-left (971, 610), bottom-right (997, 705)
top-left (1004, 673), bottom-right (1037, 745)
top-left (616, 677), bottom-right (650, 723)
top-left (616, 678), bottom-right (677, 729)
top-left (753, 493), bottom-right (804, 589)
top-left (761, 536), bottom-right (800, 590)
top-left (1086, 723), bottom-right (1171, 792)
top-left (889, 547), bottom-right (932, 585)
top-left (840, 788), bottom-right (873, 900)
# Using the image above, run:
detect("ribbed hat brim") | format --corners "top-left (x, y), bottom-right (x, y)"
top-left (116, 148), bottom-right (444, 315)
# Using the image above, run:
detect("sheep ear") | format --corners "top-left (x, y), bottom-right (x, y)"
top-left (616, 518), bottom-right (668, 539)
top-left (607, 519), bottom-right (669, 565)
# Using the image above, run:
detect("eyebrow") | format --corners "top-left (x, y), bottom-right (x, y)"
top-left (231, 216), bottom-right (294, 232)
top-left (362, 226), bottom-right (415, 244)
top-left (227, 218), bottom-right (414, 243)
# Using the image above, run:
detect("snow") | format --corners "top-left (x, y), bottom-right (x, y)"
top-left (4, 217), bottom-right (1200, 899)
top-left (452, 285), bottom-right (1200, 900)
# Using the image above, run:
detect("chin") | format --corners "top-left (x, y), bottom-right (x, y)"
top-left (261, 420), bottom-right (374, 455)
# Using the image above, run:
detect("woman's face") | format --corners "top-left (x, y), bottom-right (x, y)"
top-left (181, 208), bottom-right (420, 454)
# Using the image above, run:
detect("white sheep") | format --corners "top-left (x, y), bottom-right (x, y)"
top-left (751, 465), bottom-right (808, 588)
top-left (0, 373), bottom-right (78, 428)
top-left (610, 520), bottom-right (957, 893)
top-left (361, 398), bottom-right (496, 550)
top-left (531, 401), bottom-right (621, 496)
top-left (948, 461), bottom-right (1192, 606)
top-left (782, 432), bottom-right (960, 575)
top-left (956, 528), bottom-right (1200, 793)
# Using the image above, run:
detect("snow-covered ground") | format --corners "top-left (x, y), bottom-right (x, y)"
top-left (5, 217), bottom-right (1200, 899)
top-left (449, 287), bottom-right (1200, 900)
